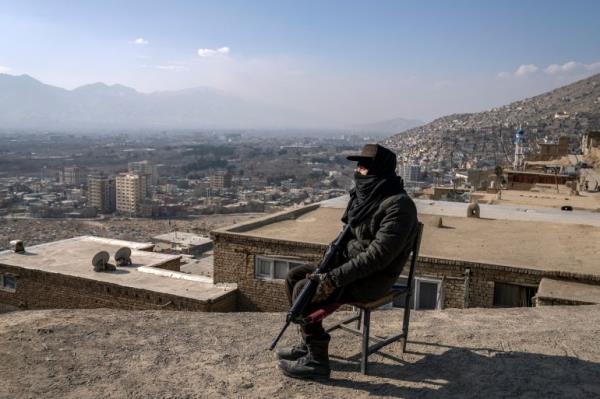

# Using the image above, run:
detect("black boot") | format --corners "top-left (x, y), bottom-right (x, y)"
top-left (276, 342), bottom-right (308, 361)
top-left (278, 333), bottom-right (331, 379)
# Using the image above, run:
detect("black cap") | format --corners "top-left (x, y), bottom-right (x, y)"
top-left (346, 143), bottom-right (379, 162)
top-left (347, 144), bottom-right (397, 176)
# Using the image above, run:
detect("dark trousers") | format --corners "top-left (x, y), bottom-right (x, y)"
top-left (285, 264), bottom-right (356, 338)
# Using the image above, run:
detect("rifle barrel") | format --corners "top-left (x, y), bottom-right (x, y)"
top-left (269, 224), bottom-right (352, 350)
top-left (269, 319), bottom-right (291, 350)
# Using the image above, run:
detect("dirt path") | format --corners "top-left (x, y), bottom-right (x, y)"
top-left (1, 306), bottom-right (599, 398)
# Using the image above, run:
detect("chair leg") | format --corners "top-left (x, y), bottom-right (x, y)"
top-left (401, 302), bottom-right (412, 353)
top-left (355, 307), bottom-right (363, 331)
top-left (360, 309), bottom-right (370, 374)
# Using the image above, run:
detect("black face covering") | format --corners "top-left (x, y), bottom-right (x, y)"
top-left (343, 171), bottom-right (405, 227)
top-left (342, 144), bottom-right (404, 226)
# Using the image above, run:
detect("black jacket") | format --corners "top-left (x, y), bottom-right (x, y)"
top-left (329, 191), bottom-right (418, 302)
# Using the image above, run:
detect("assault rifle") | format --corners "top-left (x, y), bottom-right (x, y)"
top-left (269, 224), bottom-right (353, 350)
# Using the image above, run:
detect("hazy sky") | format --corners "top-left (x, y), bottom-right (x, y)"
top-left (1, 0), bottom-right (600, 125)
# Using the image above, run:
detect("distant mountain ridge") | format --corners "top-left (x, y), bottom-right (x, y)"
top-left (383, 73), bottom-right (600, 167)
top-left (0, 74), bottom-right (317, 130)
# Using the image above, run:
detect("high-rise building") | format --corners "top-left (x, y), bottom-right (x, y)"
top-left (397, 163), bottom-right (421, 183)
top-left (116, 173), bottom-right (147, 216)
top-left (59, 166), bottom-right (85, 186)
top-left (88, 174), bottom-right (116, 213)
top-left (210, 170), bottom-right (232, 190)
top-left (128, 160), bottom-right (158, 187)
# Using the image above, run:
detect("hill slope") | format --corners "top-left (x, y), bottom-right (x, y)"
top-left (1, 306), bottom-right (599, 398)
top-left (384, 73), bottom-right (600, 168)
top-left (351, 116), bottom-right (424, 135)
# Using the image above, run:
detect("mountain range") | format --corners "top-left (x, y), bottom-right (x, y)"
top-left (0, 74), bottom-right (320, 131)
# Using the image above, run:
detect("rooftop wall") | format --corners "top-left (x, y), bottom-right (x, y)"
top-left (0, 263), bottom-right (236, 312)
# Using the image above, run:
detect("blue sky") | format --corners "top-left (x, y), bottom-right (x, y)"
top-left (1, 0), bottom-right (600, 124)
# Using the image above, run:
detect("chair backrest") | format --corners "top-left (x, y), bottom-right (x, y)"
top-left (404, 222), bottom-right (424, 302)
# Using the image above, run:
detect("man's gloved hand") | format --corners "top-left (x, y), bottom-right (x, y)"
top-left (307, 272), bottom-right (336, 304)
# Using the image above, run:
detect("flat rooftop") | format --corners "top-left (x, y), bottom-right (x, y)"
top-left (0, 236), bottom-right (234, 302)
top-left (153, 231), bottom-right (212, 247)
top-left (472, 188), bottom-right (600, 212)
top-left (537, 278), bottom-right (600, 304)
top-left (225, 197), bottom-right (600, 277)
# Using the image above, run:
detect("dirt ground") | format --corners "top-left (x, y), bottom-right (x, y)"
top-left (1, 305), bottom-right (600, 398)
top-left (0, 213), bottom-right (263, 249)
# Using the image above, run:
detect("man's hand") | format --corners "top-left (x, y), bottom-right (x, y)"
top-left (307, 272), bottom-right (336, 304)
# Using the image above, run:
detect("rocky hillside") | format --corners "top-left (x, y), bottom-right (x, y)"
top-left (383, 73), bottom-right (600, 168)
top-left (1, 306), bottom-right (600, 398)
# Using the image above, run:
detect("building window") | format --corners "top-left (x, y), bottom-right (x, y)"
top-left (0, 275), bottom-right (17, 292)
top-left (256, 258), bottom-right (272, 278)
top-left (493, 282), bottom-right (537, 307)
top-left (393, 276), bottom-right (442, 310)
top-left (255, 256), bottom-right (305, 280)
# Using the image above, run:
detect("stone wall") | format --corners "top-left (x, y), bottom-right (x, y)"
top-left (0, 264), bottom-right (236, 312)
top-left (213, 230), bottom-right (600, 311)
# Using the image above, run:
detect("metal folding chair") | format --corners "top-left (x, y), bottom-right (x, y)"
top-left (325, 221), bottom-right (424, 374)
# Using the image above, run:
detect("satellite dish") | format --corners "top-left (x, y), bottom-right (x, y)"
top-left (115, 247), bottom-right (132, 266)
top-left (92, 251), bottom-right (110, 272)
top-left (9, 240), bottom-right (25, 253)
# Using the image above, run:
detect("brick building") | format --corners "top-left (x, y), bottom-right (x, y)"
top-left (537, 137), bottom-right (570, 160)
top-left (0, 236), bottom-right (236, 313)
top-left (506, 170), bottom-right (574, 189)
top-left (212, 197), bottom-right (600, 312)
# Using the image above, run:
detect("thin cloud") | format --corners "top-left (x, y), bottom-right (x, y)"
top-left (198, 46), bottom-right (230, 58)
top-left (0, 65), bottom-right (10, 74)
top-left (515, 64), bottom-right (538, 77)
top-left (545, 60), bottom-right (600, 75)
top-left (131, 38), bottom-right (149, 45)
top-left (499, 60), bottom-right (600, 79)
top-left (497, 64), bottom-right (539, 79)
top-left (156, 65), bottom-right (189, 72)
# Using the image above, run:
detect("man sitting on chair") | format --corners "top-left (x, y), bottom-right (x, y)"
top-left (278, 143), bottom-right (419, 379)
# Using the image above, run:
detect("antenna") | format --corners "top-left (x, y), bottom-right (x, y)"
top-left (115, 247), bottom-right (132, 266)
top-left (92, 251), bottom-right (110, 272)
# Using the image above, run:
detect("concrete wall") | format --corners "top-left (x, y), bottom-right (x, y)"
top-left (0, 264), bottom-right (236, 312)
top-left (213, 230), bottom-right (600, 311)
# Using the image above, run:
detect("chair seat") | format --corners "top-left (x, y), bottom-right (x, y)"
top-left (351, 284), bottom-right (409, 310)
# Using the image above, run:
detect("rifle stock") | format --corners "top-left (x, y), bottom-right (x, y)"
top-left (269, 224), bottom-right (352, 350)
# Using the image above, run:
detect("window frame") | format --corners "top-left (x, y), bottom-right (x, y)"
top-left (393, 275), bottom-right (442, 310)
top-left (414, 277), bottom-right (443, 310)
top-left (0, 274), bottom-right (17, 292)
top-left (254, 255), bottom-right (305, 280)
top-left (493, 281), bottom-right (538, 308)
